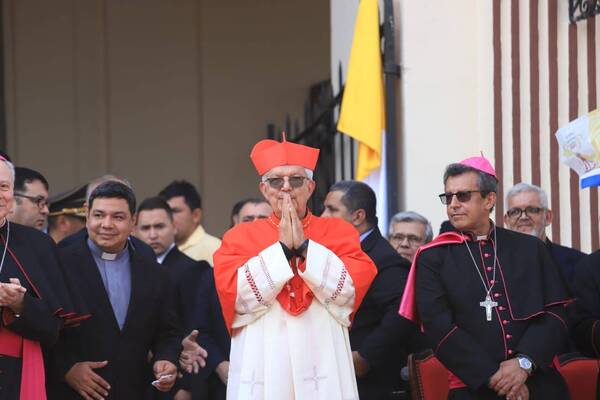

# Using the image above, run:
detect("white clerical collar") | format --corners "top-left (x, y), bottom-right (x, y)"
top-left (102, 252), bottom-right (117, 261)
top-left (462, 221), bottom-right (495, 242)
top-left (87, 238), bottom-right (129, 261)
top-left (157, 243), bottom-right (176, 264)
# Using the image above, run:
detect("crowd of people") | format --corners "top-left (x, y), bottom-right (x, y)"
top-left (0, 139), bottom-right (598, 400)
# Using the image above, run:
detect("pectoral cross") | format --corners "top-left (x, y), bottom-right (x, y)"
top-left (480, 295), bottom-right (498, 322)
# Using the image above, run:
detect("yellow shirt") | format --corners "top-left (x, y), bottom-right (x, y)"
top-left (178, 225), bottom-right (221, 266)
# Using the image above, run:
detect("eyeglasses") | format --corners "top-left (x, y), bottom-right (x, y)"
top-left (389, 233), bottom-right (423, 246)
top-left (438, 190), bottom-right (482, 205)
top-left (263, 176), bottom-right (309, 190)
top-left (15, 193), bottom-right (49, 209)
top-left (505, 206), bottom-right (545, 219)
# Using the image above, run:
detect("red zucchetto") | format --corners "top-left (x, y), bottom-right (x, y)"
top-left (250, 136), bottom-right (320, 176)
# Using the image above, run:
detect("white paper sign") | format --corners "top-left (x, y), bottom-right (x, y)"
top-left (555, 108), bottom-right (600, 188)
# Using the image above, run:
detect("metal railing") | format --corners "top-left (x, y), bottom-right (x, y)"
top-left (569, 0), bottom-right (600, 22)
top-left (266, 73), bottom-right (355, 216)
top-left (266, 0), bottom-right (401, 218)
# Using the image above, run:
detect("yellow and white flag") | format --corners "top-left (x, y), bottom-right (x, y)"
top-left (337, 0), bottom-right (388, 232)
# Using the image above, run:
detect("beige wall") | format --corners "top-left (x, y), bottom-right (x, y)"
top-left (331, 0), bottom-right (599, 251)
top-left (3, 0), bottom-right (330, 236)
top-left (330, 0), bottom-right (483, 233)
top-left (199, 0), bottom-right (330, 234)
top-left (398, 0), bottom-right (483, 235)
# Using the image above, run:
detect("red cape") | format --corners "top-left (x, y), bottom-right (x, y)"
top-left (398, 232), bottom-right (465, 326)
top-left (214, 212), bottom-right (377, 334)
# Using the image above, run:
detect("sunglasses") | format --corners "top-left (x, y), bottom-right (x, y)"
top-left (438, 190), bottom-right (482, 205)
top-left (263, 176), bottom-right (308, 190)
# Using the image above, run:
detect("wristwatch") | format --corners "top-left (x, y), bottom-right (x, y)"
top-left (516, 354), bottom-right (534, 375)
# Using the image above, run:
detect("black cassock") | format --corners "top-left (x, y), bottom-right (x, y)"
top-left (0, 222), bottom-right (87, 400)
top-left (415, 226), bottom-right (571, 399)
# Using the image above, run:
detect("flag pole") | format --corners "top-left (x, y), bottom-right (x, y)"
top-left (383, 0), bottom-right (401, 222)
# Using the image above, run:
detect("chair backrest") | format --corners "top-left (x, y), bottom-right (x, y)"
top-left (557, 352), bottom-right (599, 400)
top-left (408, 350), bottom-right (449, 400)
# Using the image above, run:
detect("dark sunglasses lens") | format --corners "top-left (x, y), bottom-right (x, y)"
top-left (267, 178), bottom-right (284, 189)
top-left (455, 192), bottom-right (472, 202)
top-left (289, 177), bottom-right (305, 188)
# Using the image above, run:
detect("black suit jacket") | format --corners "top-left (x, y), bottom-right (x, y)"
top-left (161, 246), bottom-right (204, 326)
top-left (546, 239), bottom-right (586, 286)
top-left (50, 238), bottom-right (182, 400)
top-left (350, 227), bottom-right (416, 396)
top-left (184, 251), bottom-right (230, 378)
top-left (571, 250), bottom-right (600, 357)
top-left (164, 247), bottom-right (229, 400)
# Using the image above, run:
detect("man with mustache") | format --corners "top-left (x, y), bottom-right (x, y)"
top-left (400, 154), bottom-right (571, 400)
top-left (504, 182), bottom-right (585, 284)
top-left (212, 137), bottom-right (377, 400)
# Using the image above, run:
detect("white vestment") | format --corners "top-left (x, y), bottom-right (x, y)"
top-left (226, 240), bottom-right (359, 400)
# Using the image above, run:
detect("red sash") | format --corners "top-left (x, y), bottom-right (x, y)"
top-left (0, 310), bottom-right (46, 400)
top-left (398, 232), bottom-right (465, 325)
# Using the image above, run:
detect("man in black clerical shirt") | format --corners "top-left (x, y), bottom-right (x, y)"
top-left (50, 182), bottom-right (181, 400)
top-left (401, 154), bottom-right (571, 400)
top-left (322, 180), bottom-right (419, 399)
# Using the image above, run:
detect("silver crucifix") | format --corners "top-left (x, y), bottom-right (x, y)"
top-left (480, 295), bottom-right (498, 322)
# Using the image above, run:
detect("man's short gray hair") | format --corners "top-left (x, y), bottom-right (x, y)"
top-left (0, 159), bottom-right (15, 182)
top-left (389, 211), bottom-right (434, 243)
top-left (505, 182), bottom-right (548, 210)
top-left (261, 168), bottom-right (313, 181)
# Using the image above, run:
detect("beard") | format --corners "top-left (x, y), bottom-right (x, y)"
top-left (518, 226), bottom-right (544, 239)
